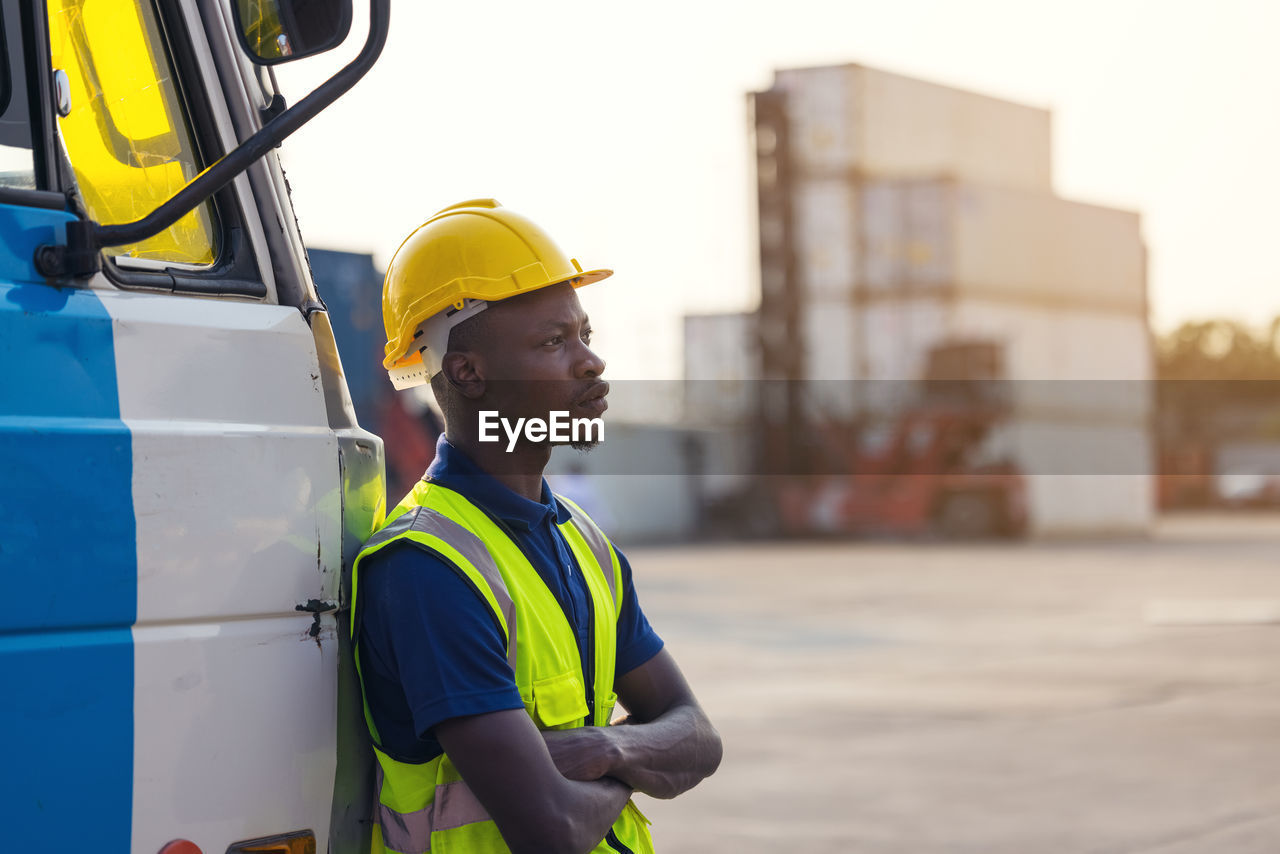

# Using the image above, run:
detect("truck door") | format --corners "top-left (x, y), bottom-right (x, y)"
top-left (2, 1), bottom-right (381, 851)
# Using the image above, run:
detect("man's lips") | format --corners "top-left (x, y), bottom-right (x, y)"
top-left (576, 382), bottom-right (610, 413)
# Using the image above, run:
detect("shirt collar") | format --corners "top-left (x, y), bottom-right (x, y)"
top-left (424, 434), bottom-right (571, 531)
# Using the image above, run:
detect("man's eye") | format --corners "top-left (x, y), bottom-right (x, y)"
top-left (581, 330), bottom-right (592, 344)
top-left (544, 336), bottom-right (563, 346)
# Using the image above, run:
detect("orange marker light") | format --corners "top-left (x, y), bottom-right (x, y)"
top-left (158, 841), bottom-right (203, 854)
top-left (229, 830), bottom-right (317, 854)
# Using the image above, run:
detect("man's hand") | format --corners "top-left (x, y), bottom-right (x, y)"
top-left (538, 650), bottom-right (723, 800)
top-left (608, 648), bottom-right (723, 799)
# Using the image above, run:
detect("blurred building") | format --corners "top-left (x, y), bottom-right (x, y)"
top-left (688, 64), bottom-right (1154, 537)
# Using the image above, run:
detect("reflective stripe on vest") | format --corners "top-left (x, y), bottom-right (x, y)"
top-left (376, 764), bottom-right (490, 854)
top-left (558, 497), bottom-right (618, 610)
top-left (360, 504), bottom-right (519, 672)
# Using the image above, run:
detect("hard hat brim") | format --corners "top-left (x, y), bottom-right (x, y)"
top-left (383, 267), bottom-right (615, 371)
top-left (568, 268), bottom-right (613, 289)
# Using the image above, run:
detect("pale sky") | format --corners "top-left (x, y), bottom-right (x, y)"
top-left (273, 0), bottom-right (1280, 380)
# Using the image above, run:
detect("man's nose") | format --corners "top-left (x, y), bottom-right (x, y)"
top-left (576, 342), bottom-right (605, 378)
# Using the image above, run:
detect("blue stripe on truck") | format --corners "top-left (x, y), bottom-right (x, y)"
top-left (0, 205), bottom-right (135, 851)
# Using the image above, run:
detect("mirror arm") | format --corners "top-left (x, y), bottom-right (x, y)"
top-left (91, 0), bottom-right (389, 250)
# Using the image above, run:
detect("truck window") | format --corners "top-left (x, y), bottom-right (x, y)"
top-left (47, 0), bottom-right (216, 264)
top-left (0, 0), bottom-right (37, 188)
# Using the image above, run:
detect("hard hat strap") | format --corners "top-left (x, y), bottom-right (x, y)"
top-left (416, 298), bottom-right (490, 379)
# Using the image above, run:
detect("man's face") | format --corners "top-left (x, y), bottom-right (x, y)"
top-left (475, 281), bottom-right (608, 447)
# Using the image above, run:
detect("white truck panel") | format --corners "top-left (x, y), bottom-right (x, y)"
top-left (103, 289), bottom-right (343, 851)
top-left (131, 617), bottom-right (339, 853)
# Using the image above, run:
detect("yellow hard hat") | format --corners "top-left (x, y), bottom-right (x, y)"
top-left (381, 199), bottom-right (612, 388)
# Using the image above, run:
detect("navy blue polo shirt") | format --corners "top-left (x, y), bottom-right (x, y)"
top-left (357, 436), bottom-right (665, 763)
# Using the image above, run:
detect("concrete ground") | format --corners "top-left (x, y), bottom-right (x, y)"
top-left (626, 512), bottom-right (1280, 853)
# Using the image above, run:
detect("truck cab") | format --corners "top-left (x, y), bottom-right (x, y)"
top-left (0, 1), bottom-right (385, 850)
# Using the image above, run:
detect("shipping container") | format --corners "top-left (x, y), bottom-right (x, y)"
top-left (855, 179), bottom-right (1145, 313)
top-left (1216, 441), bottom-right (1280, 477)
top-left (985, 420), bottom-right (1155, 535)
top-left (772, 65), bottom-right (1053, 191)
top-left (948, 299), bottom-right (1151, 382)
top-left (950, 183), bottom-right (1145, 313)
top-left (858, 298), bottom-right (950, 382)
top-left (684, 312), bottom-right (757, 382)
top-left (857, 296), bottom-right (1151, 421)
top-left (989, 419), bottom-right (1153, 475)
top-left (1021, 474), bottom-right (1154, 536)
top-left (861, 179), bottom-right (951, 291)
top-left (800, 298), bottom-right (860, 420)
top-left (683, 312), bottom-right (758, 426)
top-left (789, 176), bottom-right (1144, 314)
top-left (793, 177), bottom-right (859, 298)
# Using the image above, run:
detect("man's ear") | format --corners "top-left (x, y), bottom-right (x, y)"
top-left (441, 351), bottom-right (486, 400)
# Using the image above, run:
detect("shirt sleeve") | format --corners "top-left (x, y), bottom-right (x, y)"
top-left (358, 542), bottom-right (525, 743)
top-left (613, 546), bottom-right (665, 676)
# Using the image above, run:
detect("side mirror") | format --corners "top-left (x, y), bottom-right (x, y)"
top-left (232, 0), bottom-right (354, 65)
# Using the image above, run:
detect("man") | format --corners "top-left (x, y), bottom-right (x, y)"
top-left (351, 199), bottom-right (722, 854)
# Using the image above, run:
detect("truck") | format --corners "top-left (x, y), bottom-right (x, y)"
top-left (1, 1), bottom-right (388, 851)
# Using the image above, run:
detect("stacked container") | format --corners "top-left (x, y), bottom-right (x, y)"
top-left (746, 63), bottom-right (1154, 535)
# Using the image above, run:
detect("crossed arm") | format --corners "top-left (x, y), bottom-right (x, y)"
top-left (434, 649), bottom-right (722, 854)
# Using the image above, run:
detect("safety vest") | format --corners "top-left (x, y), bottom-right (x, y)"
top-left (350, 478), bottom-right (656, 854)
